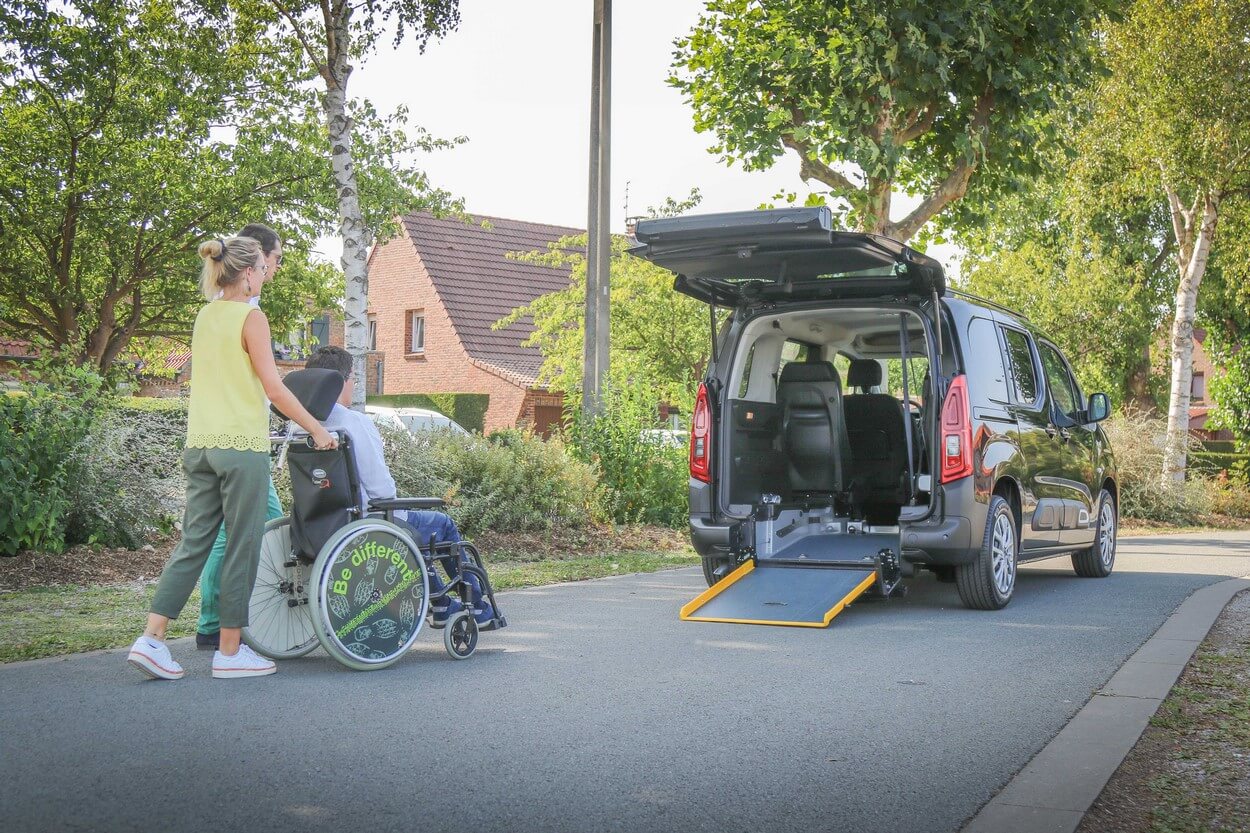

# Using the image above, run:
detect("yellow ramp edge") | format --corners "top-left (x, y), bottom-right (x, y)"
top-left (680, 564), bottom-right (877, 628)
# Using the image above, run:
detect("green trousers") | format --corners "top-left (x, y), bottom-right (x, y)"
top-left (150, 448), bottom-right (270, 629)
top-left (197, 478), bottom-right (282, 635)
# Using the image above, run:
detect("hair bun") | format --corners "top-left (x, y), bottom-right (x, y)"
top-left (198, 238), bottom-right (225, 262)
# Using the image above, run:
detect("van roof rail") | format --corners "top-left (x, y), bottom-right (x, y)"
top-left (945, 288), bottom-right (1029, 322)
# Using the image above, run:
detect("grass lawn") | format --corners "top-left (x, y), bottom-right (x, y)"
top-left (1076, 590), bottom-right (1250, 833)
top-left (0, 551), bottom-right (699, 664)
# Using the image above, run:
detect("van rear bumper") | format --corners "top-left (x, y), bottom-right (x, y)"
top-left (688, 478), bottom-right (989, 564)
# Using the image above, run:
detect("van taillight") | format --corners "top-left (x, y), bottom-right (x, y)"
top-left (940, 374), bottom-right (973, 484)
top-left (690, 383), bottom-right (712, 483)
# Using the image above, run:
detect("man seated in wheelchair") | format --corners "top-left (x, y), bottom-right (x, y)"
top-left (302, 346), bottom-right (497, 630)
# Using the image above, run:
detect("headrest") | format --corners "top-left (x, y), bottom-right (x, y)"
top-left (779, 361), bottom-right (841, 387)
top-left (273, 368), bottom-right (343, 421)
top-left (847, 359), bottom-right (882, 390)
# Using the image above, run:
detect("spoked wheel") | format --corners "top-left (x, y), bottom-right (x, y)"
top-left (1072, 489), bottom-right (1117, 578)
top-left (243, 518), bottom-right (319, 660)
top-left (443, 611), bottom-right (478, 660)
top-left (956, 495), bottom-right (1018, 610)
top-left (307, 519), bottom-right (429, 671)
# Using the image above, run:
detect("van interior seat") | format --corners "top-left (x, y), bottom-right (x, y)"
top-left (844, 358), bottom-right (910, 512)
top-left (776, 360), bottom-right (850, 497)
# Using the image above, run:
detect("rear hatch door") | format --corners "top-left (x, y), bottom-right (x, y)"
top-left (629, 206), bottom-right (945, 305)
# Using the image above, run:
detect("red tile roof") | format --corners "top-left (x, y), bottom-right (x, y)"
top-left (400, 212), bottom-right (583, 386)
top-left (0, 338), bottom-right (36, 359)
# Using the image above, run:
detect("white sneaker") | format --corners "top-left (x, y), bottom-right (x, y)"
top-left (127, 635), bottom-right (185, 680)
top-left (212, 644), bottom-right (277, 679)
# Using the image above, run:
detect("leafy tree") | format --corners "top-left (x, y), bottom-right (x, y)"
top-left (1095, 0), bottom-right (1250, 482)
top-left (496, 190), bottom-right (714, 417)
top-left (670, 0), bottom-right (1118, 241)
top-left (497, 235), bottom-right (710, 417)
top-left (0, 0), bottom-right (449, 374)
top-left (959, 113), bottom-right (1173, 408)
top-left (241, 0), bottom-right (462, 407)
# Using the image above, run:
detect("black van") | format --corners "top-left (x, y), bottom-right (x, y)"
top-left (631, 207), bottom-right (1117, 610)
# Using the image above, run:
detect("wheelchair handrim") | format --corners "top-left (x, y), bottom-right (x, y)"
top-left (242, 517), bottom-right (319, 660)
top-left (309, 519), bottom-right (430, 670)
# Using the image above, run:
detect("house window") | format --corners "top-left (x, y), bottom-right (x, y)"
top-left (1192, 371), bottom-right (1206, 402)
top-left (367, 315), bottom-right (377, 351)
top-left (405, 310), bottom-right (425, 354)
top-left (310, 315), bottom-right (330, 348)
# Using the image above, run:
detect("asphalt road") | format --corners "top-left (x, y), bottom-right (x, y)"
top-left (2, 531), bottom-right (1249, 833)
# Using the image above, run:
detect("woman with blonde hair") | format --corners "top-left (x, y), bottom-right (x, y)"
top-left (127, 235), bottom-right (337, 681)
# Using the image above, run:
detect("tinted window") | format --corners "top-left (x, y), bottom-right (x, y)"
top-left (1039, 342), bottom-right (1078, 419)
top-left (966, 318), bottom-right (1009, 402)
top-left (1001, 328), bottom-right (1039, 404)
top-left (776, 340), bottom-right (812, 378)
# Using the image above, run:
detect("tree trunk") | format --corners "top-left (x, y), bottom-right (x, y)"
top-left (1162, 192), bottom-right (1219, 483)
top-left (1126, 344), bottom-right (1155, 412)
top-left (322, 9), bottom-right (370, 410)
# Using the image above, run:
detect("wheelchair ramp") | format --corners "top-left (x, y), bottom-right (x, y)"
top-left (680, 561), bottom-right (877, 628)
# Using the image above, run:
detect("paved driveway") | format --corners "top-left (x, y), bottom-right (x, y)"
top-left (2, 531), bottom-right (1249, 833)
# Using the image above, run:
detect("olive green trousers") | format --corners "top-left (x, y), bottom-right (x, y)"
top-left (150, 447), bottom-right (270, 629)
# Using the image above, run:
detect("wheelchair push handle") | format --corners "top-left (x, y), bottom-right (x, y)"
top-left (301, 429), bottom-right (347, 451)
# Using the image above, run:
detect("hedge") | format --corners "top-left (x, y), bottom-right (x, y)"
top-left (1189, 451), bottom-right (1250, 480)
top-left (366, 393), bottom-right (489, 433)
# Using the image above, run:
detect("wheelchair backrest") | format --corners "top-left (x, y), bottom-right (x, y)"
top-left (286, 432), bottom-right (364, 561)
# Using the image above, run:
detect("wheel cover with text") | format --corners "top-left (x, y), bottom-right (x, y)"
top-left (310, 520), bottom-right (429, 669)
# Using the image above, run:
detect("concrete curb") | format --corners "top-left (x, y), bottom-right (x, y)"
top-left (961, 576), bottom-right (1250, 833)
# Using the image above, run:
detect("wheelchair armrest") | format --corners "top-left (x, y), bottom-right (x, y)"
top-left (368, 497), bottom-right (447, 512)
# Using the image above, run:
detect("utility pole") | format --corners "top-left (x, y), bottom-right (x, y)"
top-left (582, 0), bottom-right (611, 417)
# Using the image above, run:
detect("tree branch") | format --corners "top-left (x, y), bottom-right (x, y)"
top-left (896, 101), bottom-right (941, 145)
top-left (888, 89), bottom-right (995, 242)
top-left (779, 135), bottom-right (861, 197)
top-left (269, 0), bottom-right (330, 82)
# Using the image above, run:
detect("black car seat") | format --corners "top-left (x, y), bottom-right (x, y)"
top-left (776, 361), bottom-right (851, 497)
top-left (843, 359), bottom-right (910, 517)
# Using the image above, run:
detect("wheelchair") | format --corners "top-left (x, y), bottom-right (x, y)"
top-left (241, 369), bottom-right (506, 670)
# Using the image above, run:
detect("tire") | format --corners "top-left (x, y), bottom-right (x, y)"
top-left (956, 495), bottom-right (1018, 610)
top-left (701, 556), bottom-right (735, 587)
top-left (242, 518), bottom-right (319, 660)
top-left (443, 611), bottom-right (478, 660)
top-left (1072, 489), bottom-right (1116, 578)
top-left (306, 519), bottom-right (430, 671)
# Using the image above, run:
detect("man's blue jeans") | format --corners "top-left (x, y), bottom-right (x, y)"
top-left (398, 510), bottom-right (485, 609)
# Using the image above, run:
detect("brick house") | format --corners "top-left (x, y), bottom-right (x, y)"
top-left (366, 212), bottom-right (580, 435)
top-left (1188, 328), bottom-right (1233, 441)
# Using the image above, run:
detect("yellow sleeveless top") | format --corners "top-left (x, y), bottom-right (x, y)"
top-left (185, 301), bottom-right (269, 453)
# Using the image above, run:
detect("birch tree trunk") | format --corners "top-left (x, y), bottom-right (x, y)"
top-left (322, 6), bottom-right (371, 409)
top-left (1162, 188), bottom-right (1219, 483)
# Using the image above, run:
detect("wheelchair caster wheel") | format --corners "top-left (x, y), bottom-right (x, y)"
top-left (444, 611), bottom-right (478, 660)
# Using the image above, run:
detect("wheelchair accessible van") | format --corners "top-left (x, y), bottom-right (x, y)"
top-left (242, 369), bottom-right (506, 670)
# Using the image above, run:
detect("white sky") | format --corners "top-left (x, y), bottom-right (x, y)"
top-left (327, 0), bottom-right (961, 273)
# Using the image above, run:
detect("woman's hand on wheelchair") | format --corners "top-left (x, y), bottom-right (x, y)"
top-left (310, 427), bottom-right (338, 450)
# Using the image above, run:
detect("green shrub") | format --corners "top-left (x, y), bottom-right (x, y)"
top-left (377, 424), bottom-right (600, 535)
top-left (568, 386), bottom-right (688, 527)
top-left (64, 400), bottom-right (188, 548)
top-left (1189, 451), bottom-right (1250, 481)
top-left (366, 393), bottom-right (489, 433)
top-left (0, 369), bottom-right (108, 555)
top-left (1102, 408), bottom-right (1200, 523)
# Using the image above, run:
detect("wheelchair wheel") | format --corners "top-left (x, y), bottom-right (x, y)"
top-left (306, 519), bottom-right (429, 671)
top-left (443, 611), bottom-right (478, 660)
top-left (243, 518), bottom-right (318, 660)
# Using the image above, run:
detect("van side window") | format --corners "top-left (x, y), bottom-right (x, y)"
top-left (1038, 342), bottom-right (1079, 420)
top-left (776, 339), bottom-right (811, 378)
top-left (1001, 327), bottom-right (1039, 405)
top-left (966, 317), bottom-right (1009, 402)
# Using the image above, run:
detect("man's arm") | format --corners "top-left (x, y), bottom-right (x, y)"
top-left (347, 410), bottom-right (398, 502)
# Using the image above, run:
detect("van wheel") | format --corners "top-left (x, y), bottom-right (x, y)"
top-left (701, 556), bottom-right (734, 587)
top-left (956, 496), bottom-right (1017, 610)
top-left (1072, 489), bottom-right (1116, 578)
